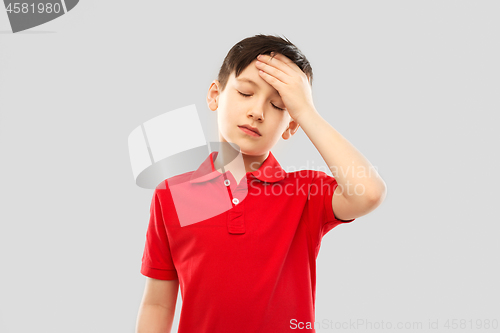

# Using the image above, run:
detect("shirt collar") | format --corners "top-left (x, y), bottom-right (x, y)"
top-left (189, 150), bottom-right (286, 184)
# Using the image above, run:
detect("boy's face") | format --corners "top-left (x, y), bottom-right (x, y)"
top-left (207, 58), bottom-right (299, 156)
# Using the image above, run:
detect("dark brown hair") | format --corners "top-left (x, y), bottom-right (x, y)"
top-left (216, 34), bottom-right (313, 92)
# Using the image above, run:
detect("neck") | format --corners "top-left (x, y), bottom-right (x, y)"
top-left (213, 143), bottom-right (269, 175)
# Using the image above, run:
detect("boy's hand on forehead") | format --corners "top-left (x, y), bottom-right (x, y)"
top-left (255, 52), bottom-right (316, 123)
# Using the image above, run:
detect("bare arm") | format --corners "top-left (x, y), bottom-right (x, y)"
top-left (296, 109), bottom-right (387, 220)
top-left (136, 277), bottom-right (179, 333)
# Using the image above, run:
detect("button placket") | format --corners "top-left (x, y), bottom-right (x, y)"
top-left (227, 198), bottom-right (245, 234)
top-left (221, 171), bottom-right (245, 234)
top-left (221, 170), bottom-right (234, 202)
top-left (223, 171), bottom-right (248, 208)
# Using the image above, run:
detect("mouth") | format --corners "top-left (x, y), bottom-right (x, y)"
top-left (238, 125), bottom-right (261, 137)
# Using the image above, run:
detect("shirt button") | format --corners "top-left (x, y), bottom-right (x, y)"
top-left (232, 198), bottom-right (239, 205)
top-left (224, 179), bottom-right (230, 186)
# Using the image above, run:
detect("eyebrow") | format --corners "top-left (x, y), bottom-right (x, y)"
top-left (236, 77), bottom-right (281, 97)
top-left (236, 77), bottom-right (258, 86)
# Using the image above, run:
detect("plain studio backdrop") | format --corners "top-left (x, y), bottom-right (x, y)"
top-left (1, 1), bottom-right (498, 332)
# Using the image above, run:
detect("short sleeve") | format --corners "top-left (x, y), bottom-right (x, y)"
top-left (306, 171), bottom-right (355, 240)
top-left (140, 187), bottom-right (178, 280)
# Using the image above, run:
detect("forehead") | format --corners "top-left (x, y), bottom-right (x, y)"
top-left (229, 60), bottom-right (280, 95)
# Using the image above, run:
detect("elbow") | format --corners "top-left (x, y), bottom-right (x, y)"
top-left (366, 182), bottom-right (387, 208)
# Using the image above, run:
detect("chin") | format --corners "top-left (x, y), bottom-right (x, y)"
top-left (240, 145), bottom-right (268, 156)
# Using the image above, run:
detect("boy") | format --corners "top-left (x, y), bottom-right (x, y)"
top-left (136, 34), bottom-right (387, 333)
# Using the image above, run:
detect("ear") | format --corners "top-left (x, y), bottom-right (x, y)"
top-left (282, 118), bottom-right (301, 140)
top-left (207, 80), bottom-right (221, 111)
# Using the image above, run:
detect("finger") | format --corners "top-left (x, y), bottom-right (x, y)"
top-left (255, 60), bottom-right (288, 84)
top-left (258, 68), bottom-right (285, 88)
top-left (269, 52), bottom-right (303, 74)
top-left (257, 53), bottom-right (295, 77)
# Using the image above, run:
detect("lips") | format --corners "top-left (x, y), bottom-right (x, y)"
top-left (238, 124), bottom-right (261, 136)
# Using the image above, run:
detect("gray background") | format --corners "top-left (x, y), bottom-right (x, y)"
top-left (1, 1), bottom-right (499, 332)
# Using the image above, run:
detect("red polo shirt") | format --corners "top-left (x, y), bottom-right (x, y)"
top-left (141, 150), bottom-right (355, 332)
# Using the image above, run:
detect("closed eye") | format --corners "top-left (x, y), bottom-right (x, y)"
top-left (238, 91), bottom-right (285, 111)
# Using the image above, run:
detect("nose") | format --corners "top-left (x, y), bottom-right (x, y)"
top-left (248, 104), bottom-right (264, 121)
top-left (249, 113), bottom-right (263, 121)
